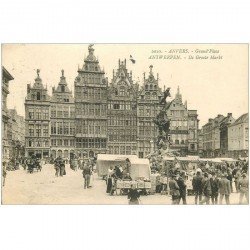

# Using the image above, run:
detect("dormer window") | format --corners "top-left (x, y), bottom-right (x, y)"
top-left (61, 85), bottom-right (65, 92)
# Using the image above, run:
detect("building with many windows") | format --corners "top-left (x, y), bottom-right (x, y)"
top-left (137, 65), bottom-right (163, 158)
top-left (2, 67), bottom-right (14, 162)
top-left (74, 44), bottom-right (108, 158)
top-left (8, 109), bottom-right (25, 159)
top-left (24, 45), bottom-right (200, 159)
top-left (219, 113), bottom-right (235, 156)
top-left (228, 113), bottom-right (248, 158)
top-left (166, 87), bottom-right (199, 156)
top-left (50, 70), bottom-right (75, 159)
top-left (107, 59), bottom-right (138, 155)
top-left (25, 70), bottom-right (50, 158)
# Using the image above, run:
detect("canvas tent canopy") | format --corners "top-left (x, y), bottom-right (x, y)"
top-left (130, 158), bottom-right (151, 180)
top-left (217, 158), bottom-right (238, 162)
top-left (162, 156), bottom-right (175, 161)
top-left (176, 156), bottom-right (200, 162)
top-left (96, 154), bottom-right (138, 177)
top-left (199, 158), bottom-right (222, 163)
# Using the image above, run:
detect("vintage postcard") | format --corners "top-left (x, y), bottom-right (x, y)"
top-left (1, 44), bottom-right (248, 205)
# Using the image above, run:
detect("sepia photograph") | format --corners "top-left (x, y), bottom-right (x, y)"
top-left (1, 43), bottom-right (249, 205)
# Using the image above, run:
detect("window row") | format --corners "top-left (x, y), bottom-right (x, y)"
top-left (108, 145), bottom-right (137, 155)
top-left (51, 105), bottom-right (75, 118)
top-left (51, 122), bottom-right (75, 135)
top-left (76, 138), bottom-right (107, 149)
top-left (108, 134), bottom-right (137, 142)
top-left (108, 103), bottom-right (134, 110)
top-left (51, 139), bottom-right (75, 147)
top-left (108, 117), bottom-right (137, 126)
top-left (80, 73), bottom-right (103, 83)
top-left (75, 87), bottom-right (106, 99)
top-left (28, 107), bottom-right (49, 120)
top-left (75, 104), bottom-right (107, 116)
top-left (108, 128), bottom-right (137, 135)
top-left (138, 107), bottom-right (159, 116)
top-left (26, 139), bottom-right (50, 148)
top-left (76, 123), bottom-right (107, 135)
top-left (30, 91), bottom-right (46, 101)
top-left (28, 124), bottom-right (49, 137)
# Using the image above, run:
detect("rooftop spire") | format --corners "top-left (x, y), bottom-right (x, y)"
top-left (149, 65), bottom-right (153, 75)
top-left (175, 85), bottom-right (182, 101)
top-left (88, 44), bottom-right (94, 54)
top-left (61, 69), bottom-right (64, 77)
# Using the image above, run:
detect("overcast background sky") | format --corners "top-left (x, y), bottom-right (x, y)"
top-left (2, 43), bottom-right (248, 126)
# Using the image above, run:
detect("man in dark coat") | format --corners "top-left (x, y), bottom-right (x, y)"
top-left (82, 165), bottom-right (91, 189)
top-left (176, 172), bottom-right (187, 205)
top-left (200, 172), bottom-right (212, 204)
top-left (192, 171), bottom-right (203, 204)
top-left (54, 156), bottom-right (62, 177)
top-left (219, 174), bottom-right (231, 205)
top-left (210, 172), bottom-right (219, 204)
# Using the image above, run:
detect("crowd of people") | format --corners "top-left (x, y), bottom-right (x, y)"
top-left (164, 159), bottom-right (249, 205)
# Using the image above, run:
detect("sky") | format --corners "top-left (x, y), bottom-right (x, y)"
top-left (2, 44), bottom-right (248, 127)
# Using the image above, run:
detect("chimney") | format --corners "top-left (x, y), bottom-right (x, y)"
top-left (209, 118), bottom-right (213, 122)
top-left (227, 113), bottom-right (232, 117)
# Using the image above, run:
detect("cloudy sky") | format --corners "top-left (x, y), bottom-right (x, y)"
top-left (2, 44), bottom-right (248, 126)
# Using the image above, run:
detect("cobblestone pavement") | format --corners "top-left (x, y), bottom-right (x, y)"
top-left (1, 164), bottom-right (247, 205)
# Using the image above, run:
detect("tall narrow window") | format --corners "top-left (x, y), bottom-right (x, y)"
top-left (37, 92), bottom-right (41, 100)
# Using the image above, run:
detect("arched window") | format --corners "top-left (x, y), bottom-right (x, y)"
top-left (175, 139), bottom-right (179, 145)
top-left (37, 92), bottom-right (41, 100)
top-left (150, 84), bottom-right (153, 90)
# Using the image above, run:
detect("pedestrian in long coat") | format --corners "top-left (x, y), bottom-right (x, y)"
top-left (82, 165), bottom-right (91, 189)
top-left (210, 172), bottom-right (219, 204)
top-left (219, 174), bottom-right (231, 205)
top-left (238, 173), bottom-right (249, 204)
top-left (176, 172), bottom-right (187, 205)
top-left (192, 171), bottom-right (203, 204)
top-left (200, 172), bottom-right (212, 205)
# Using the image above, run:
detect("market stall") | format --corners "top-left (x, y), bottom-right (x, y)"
top-left (96, 154), bottom-right (138, 177)
top-left (115, 158), bottom-right (152, 195)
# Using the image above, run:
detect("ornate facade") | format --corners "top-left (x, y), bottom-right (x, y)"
top-left (50, 70), bottom-right (75, 159)
top-left (25, 70), bottom-right (50, 158)
top-left (24, 45), bottom-right (199, 159)
top-left (107, 60), bottom-right (138, 155)
top-left (2, 67), bottom-right (14, 161)
top-left (74, 45), bottom-right (108, 158)
top-left (137, 65), bottom-right (163, 158)
top-left (166, 87), bottom-right (199, 156)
